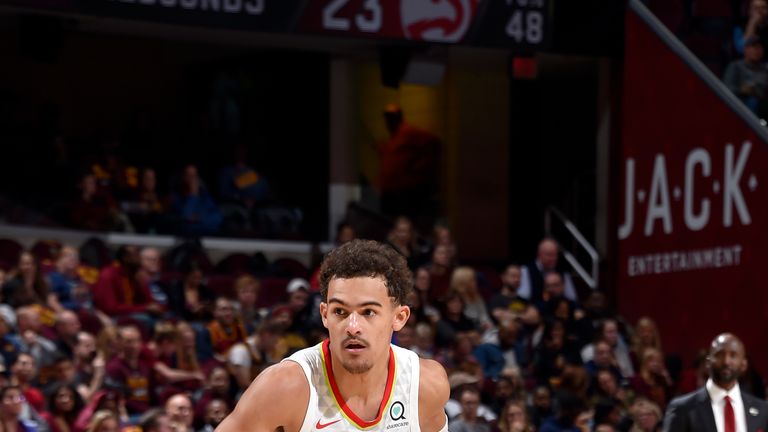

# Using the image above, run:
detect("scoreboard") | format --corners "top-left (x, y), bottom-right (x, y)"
top-left (1, 0), bottom-right (553, 50)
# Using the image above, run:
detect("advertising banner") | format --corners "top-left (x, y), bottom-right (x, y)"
top-left (619, 1), bottom-right (768, 373)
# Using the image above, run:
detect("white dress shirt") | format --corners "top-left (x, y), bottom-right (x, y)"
top-left (707, 378), bottom-right (748, 432)
top-left (518, 260), bottom-right (578, 301)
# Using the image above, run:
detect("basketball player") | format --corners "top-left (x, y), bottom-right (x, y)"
top-left (216, 240), bottom-right (449, 431)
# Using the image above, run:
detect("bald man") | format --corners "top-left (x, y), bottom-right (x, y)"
top-left (518, 238), bottom-right (578, 303)
top-left (663, 333), bottom-right (768, 432)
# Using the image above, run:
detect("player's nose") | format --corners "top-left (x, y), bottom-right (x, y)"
top-left (346, 312), bottom-right (362, 334)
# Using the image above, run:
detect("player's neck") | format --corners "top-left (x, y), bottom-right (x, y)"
top-left (332, 356), bottom-right (391, 401)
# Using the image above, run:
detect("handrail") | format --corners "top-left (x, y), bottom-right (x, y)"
top-left (544, 206), bottom-right (599, 289)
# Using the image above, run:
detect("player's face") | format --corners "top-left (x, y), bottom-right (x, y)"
top-left (321, 277), bottom-right (409, 375)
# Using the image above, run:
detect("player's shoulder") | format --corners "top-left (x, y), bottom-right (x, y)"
top-left (418, 358), bottom-right (449, 403)
top-left (417, 358), bottom-right (449, 431)
top-left (216, 361), bottom-right (309, 432)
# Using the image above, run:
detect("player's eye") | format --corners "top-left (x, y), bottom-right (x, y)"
top-left (333, 308), bottom-right (347, 316)
top-left (362, 309), bottom-right (376, 317)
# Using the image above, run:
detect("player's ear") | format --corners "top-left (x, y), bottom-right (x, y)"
top-left (320, 302), bottom-right (329, 328)
top-left (392, 304), bottom-right (410, 331)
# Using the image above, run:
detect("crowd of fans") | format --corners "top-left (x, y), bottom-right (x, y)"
top-left (21, 136), bottom-right (306, 241)
top-left (0, 214), bottom-right (755, 432)
top-left (648, 0), bottom-right (768, 119)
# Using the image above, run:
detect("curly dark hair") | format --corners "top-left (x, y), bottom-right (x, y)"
top-left (319, 239), bottom-right (413, 305)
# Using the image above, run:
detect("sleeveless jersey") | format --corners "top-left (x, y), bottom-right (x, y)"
top-left (284, 340), bottom-right (420, 431)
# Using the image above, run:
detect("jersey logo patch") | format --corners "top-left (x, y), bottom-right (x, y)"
top-left (315, 418), bottom-right (342, 429)
top-left (390, 401), bottom-right (406, 421)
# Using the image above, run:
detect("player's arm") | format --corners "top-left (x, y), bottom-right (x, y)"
top-left (215, 361), bottom-right (309, 432)
top-left (418, 358), bottom-right (450, 432)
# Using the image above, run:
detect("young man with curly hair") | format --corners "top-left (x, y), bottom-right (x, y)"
top-left (217, 240), bottom-right (449, 431)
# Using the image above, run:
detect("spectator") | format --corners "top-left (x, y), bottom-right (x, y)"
top-left (201, 298), bottom-right (249, 364)
top-left (532, 319), bottom-right (581, 387)
top-left (538, 391), bottom-right (592, 432)
top-left (724, 36), bottom-right (768, 117)
top-left (138, 409), bottom-right (172, 432)
top-left (0, 385), bottom-right (39, 432)
top-left (734, 0), bottom-right (768, 55)
top-left (192, 367), bottom-right (233, 428)
top-left (9, 353), bottom-right (45, 419)
top-left (405, 275), bottom-right (439, 327)
top-left (518, 239), bottom-right (578, 304)
top-left (11, 307), bottom-right (57, 370)
top-left (231, 276), bottom-right (261, 333)
top-left (74, 391), bottom-right (127, 432)
top-left (2, 252), bottom-right (54, 310)
top-left (536, 272), bottom-right (580, 322)
top-left (284, 278), bottom-right (319, 343)
top-left (487, 264), bottom-right (528, 324)
top-left (72, 332), bottom-right (106, 403)
top-left (448, 387), bottom-right (491, 432)
top-left (430, 222), bottom-right (457, 264)
top-left (167, 265), bottom-right (214, 322)
top-left (594, 369), bottom-right (630, 410)
top-left (334, 221), bottom-right (355, 245)
top-left (629, 348), bottom-right (673, 410)
top-left (629, 317), bottom-right (662, 371)
top-left (170, 164), bottom-right (222, 236)
top-left (581, 319), bottom-right (634, 379)
top-left (198, 399), bottom-right (228, 432)
top-left (84, 410), bottom-right (118, 432)
top-left (451, 267), bottom-right (492, 330)
top-left (41, 383), bottom-right (83, 432)
top-left (123, 168), bottom-right (168, 234)
top-left (435, 291), bottom-right (479, 349)
top-left (411, 267), bottom-right (439, 324)
top-left (46, 247), bottom-right (91, 312)
top-left (164, 393), bottom-right (194, 432)
top-left (386, 216), bottom-right (420, 270)
top-left (487, 373), bottom-right (525, 416)
top-left (0, 306), bottom-right (21, 373)
top-left (138, 247), bottom-right (168, 309)
top-left (42, 355), bottom-right (77, 395)
top-left (628, 399), bottom-right (662, 432)
top-left (104, 326), bottom-right (154, 416)
top-left (70, 173), bottom-right (124, 232)
top-left (584, 339), bottom-right (623, 384)
top-left (377, 104), bottom-right (441, 226)
top-left (497, 399), bottom-right (534, 432)
top-left (528, 385), bottom-right (554, 429)
top-left (412, 322), bottom-right (436, 359)
top-left (54, 310), bottom-right (81, 360)
top-left (427, 244), bottom-right (454, 302)
top-left (150, 323), bottom-right (204, 395)
top-left (217, 144), bottom-right (270, 231)
top-left (93, 246), bottom-right (162, 321)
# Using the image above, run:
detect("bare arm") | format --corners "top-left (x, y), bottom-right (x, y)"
top-left (418, 358), bottom-right (450, 432)
top-left (216, 361), bottom-right (308, 432)
top-left (153, 362), bottom-right (204, 383)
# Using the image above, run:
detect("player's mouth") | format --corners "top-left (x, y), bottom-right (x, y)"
top-left (343, 339), bottom-right (368, 353)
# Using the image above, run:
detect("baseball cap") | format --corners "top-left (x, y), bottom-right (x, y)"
top-left (286, 278), bottom-right (310, 294)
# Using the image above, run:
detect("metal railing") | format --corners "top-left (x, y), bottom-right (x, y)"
top-left (544, 206), bottom-right (600, 289)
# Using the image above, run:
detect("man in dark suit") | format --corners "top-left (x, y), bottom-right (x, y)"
top-left (663, 333), bottom-right (768, 432)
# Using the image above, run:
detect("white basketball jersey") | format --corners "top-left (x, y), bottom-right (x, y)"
top-left (284, 340), bottom-right (421, 431)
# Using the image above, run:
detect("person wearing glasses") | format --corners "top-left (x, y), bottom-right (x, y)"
top-left (0, 385), bottom-right (37, 432)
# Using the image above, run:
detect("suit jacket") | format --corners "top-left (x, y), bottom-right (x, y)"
top-left (663, 387), bottom-right (768, 432)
